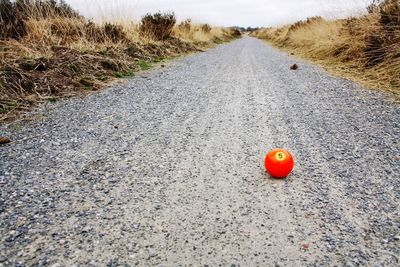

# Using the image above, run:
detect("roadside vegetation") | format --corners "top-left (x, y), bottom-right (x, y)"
top-left (0, 0), bottom-right (241, 121)
top-left (251, 0), bottom-right (399, 96)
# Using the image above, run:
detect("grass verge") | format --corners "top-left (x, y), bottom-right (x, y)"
top-left (0, 0), bottom-right (241, 122)
top-left (251, 0), bottom-right (399, 97)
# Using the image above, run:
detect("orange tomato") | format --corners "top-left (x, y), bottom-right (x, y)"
top-left (264, 148), bottom-right (294, 178)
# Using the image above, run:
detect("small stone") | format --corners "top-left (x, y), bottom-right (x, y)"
top-left (0, 137), bottom-right (11, 145)
top-left (302, 243), bottom-right (310, 250)
top-left (81, 226), bottom-right (91, 233)
top-left (148, 248), bottom-right (157, 258)
top-left (290, 64), bottom-right (298, 70)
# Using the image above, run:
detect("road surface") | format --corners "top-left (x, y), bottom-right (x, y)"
top-left (1, 36), bottom-right (399, 266)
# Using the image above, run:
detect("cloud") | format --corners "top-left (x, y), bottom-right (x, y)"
top-left (64, 0), bottom-right (369, 27)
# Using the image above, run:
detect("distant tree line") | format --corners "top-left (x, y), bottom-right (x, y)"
top-left (232, 26), bottom-right (261, 32)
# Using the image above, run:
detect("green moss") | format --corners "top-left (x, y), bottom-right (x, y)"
top-left (113, 72), bottom-right (123, 78)
top-left (139, 61), bottom-right (153, 71)
top-left (123, 68), bottom-right (135, 77)
top-left (152, 57), bottom-right (164, 63)
top-left (113, 69), bottom-right (134, 78)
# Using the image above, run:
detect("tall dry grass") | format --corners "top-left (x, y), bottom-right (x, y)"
top-left (251, 0), bottom-right (399, 95)
top-left (0, 0), bottom-right (241, 121)
top-left (174, 20), bottom-right (240, 44)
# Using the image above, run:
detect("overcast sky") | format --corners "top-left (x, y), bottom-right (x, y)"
top-left (64, 0), bottom-right (370, 27)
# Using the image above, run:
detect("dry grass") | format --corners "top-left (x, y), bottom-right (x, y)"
top-left (174, 22), bottom-right (240, 45)
top-left (0, 0), bottom-right (241, 121)
top-left (251, 0), bottom-right (399, 96)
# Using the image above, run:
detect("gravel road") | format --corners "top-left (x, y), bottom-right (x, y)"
top-left (1, 36), bottom-right (399, 266)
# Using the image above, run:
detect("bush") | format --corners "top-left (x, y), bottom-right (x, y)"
top-left (85, 20), bottom-right (104, 42)
top-left (15, 0), bottom-right (80, 18)
top-left (139, 12), bottom-right (176, 40)
top-left (379, 0), bottom-right (400, 34)
top-left (201, 23), bottom-right (211, 33)
top-left (364, 0), bottom-right (399, 66)
top-left (103, 23), bottom-right (126, 43)
top-left (229, 28), bottom-right (241, 37)
top-left (0, 0), bottom-right (81, 39)
top-left (177, 18), bottom-right (191, 33)
top-left (0, 0), bottom-right (27, 39)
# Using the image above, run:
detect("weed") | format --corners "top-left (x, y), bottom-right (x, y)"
top-left (139, 61), bottom-right (152, 71)
top-left (113, 69), bottom-right (134, 78)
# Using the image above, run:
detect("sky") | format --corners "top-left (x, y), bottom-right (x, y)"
top-left (64, 0), bottom-right (371, 27)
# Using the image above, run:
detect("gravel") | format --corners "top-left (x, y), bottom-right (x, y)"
top-left (1, 36), bottom-right (399, 266)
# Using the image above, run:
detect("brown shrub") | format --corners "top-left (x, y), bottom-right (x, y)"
top-left (379, 0), bottom-right (400, 35)
top-left (178, 18), bottom-right (191, 33)
top-left (363, 0), bottom-right (399, 66)
top-left (201, 23), bottom-right (211, 33)
top-left (139, 12), bottom-right (176, 40)
top-left (103, 23), bottom-right (126, 43)
top-left (85, 20), bottom-right (104, 42)
top-left (229, 28), bottom-right (241, 37)
top-left (0, 0), bottom-right (82, 40)
top-left (0, 0), bottom-right (27, 39)
top-left (21, 0), bottom-right (80, 18)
